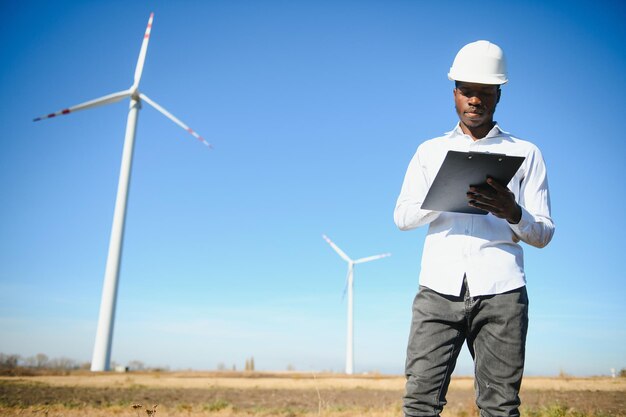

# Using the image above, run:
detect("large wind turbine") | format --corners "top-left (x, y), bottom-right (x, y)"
top-left (322, 234), bottom-right (390, 375)
top-left (33, 13), bottom-right (210, 372)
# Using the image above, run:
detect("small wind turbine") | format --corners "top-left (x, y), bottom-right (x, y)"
top-left (322, 234), bottom-right (390, 375)
top-left (33, 13), bottom-right (210, 372)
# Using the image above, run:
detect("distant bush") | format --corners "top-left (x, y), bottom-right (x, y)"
top-left (0, 353), bottom-right (20, 369)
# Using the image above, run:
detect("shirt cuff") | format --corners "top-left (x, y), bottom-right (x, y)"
top-left (508, 205), bottom-right (532, 235)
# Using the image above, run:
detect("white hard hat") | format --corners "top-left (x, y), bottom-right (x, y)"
top-left (448, 40), bottom-right (508, 85)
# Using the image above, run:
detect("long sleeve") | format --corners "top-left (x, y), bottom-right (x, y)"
top-left (509, 146), bottom-right (555, 248)
top-left (394, 146), bottom-right (441, 230)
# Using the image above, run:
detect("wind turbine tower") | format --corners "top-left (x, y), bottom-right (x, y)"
top-left (33, 13), bottom-right (210, 371)
top-left (322, 234), bottom-right (390, 375)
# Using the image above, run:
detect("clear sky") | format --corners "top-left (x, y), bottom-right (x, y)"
top-left (1, 0), bottom-right (624, 376)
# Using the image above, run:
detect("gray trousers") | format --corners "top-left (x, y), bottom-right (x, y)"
top-left (403, 280), bottom-right (529, 417)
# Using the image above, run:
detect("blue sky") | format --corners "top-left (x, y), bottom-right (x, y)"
top-left (1, 0), bottom-right (624, 376)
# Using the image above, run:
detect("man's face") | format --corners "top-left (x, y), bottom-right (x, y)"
top-left (454, 82), bottom-right (501, 129)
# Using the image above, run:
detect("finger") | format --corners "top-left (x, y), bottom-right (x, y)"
top-left (486, 177), bottom-right (508, 192)
top-left (469, 200), bottom-right (505, 217)
top-left (469, 184), bottom-right (489, 192)
top-left (469, 199), bottom-right (498, 210)
top-left (467, 191), bottom-right (494, 203)
top-left (469, 184), bottom-right (498, 199)
top-left (471, 193), bottom-right (511, 213)
top-left (468, 199), bottom-right (495, 212)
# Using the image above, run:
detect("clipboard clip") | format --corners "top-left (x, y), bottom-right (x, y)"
top-left (468, 151), bottom-right (506, 162)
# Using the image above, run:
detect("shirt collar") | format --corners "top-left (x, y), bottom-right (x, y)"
top-left (446, 122), bottom-right (506, 140)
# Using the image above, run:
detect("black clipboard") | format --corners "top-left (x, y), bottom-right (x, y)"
top-left (422, 151), bottom-right (525, 215)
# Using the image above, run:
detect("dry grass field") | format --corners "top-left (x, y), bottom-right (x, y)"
top-left (1, 371), bottom-right (624, 417)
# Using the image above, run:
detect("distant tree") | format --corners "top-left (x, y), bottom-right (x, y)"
top-left (127, 360), bottom-right (145, 371)
top-left (21, 353), bottom-right (50, 368)
top-left (244, 356), bottom-right (255, 371)
top-left (0, 353), bottom-right (20, 369)
top-left (286, 364), bottom-right (295, 371)
top-left (48, 357), bottom-right (78, 370)
top-left (22, 356), bottom-right (37, 368)
top-left (35, 353), bottom-right (49, 368)
top-left (217, 362), bottom-right (226, 371)
top-left (620, 368), bottom-right (626, 378)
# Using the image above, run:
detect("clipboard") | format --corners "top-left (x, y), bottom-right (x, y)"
top-left (421, 151), bottom-right (525, 214)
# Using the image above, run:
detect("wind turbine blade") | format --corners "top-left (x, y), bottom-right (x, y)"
top-left (33, 89), bottom-right (132, 122)
top-left (322, 234), bottom-right (352, 263)
top-left (139, 93), bottom-right (212, 148)
top-left (133, 12), bottom-right (154, 89)
top-left (354, 253), bottom-right (391, 264)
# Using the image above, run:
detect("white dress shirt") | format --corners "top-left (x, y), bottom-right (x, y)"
top-left (394, 123), bottom-right (555, 296)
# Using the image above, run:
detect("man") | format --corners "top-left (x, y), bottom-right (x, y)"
top-left (394, 40), bottom-right (555, 417)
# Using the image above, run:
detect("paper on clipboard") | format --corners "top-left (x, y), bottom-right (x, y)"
top-left (421, 151), bottom-right (525, 214)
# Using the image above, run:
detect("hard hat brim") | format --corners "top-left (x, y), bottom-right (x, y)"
top-left (448, 71), bottom-right (508, 85)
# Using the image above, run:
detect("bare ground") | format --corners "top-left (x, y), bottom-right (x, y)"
top-left (0, 372), bottom-right (624, 416)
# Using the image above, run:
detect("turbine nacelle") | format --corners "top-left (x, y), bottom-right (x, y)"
top-left (130, 87), bottom-right (140, 100)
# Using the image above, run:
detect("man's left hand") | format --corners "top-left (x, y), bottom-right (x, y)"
top-left (467, 177), bottom-right (522, 224)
